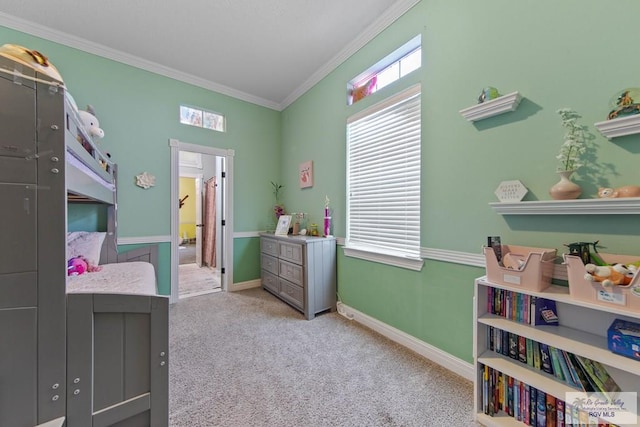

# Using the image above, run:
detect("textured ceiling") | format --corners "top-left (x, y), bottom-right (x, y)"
top-left (0, 0), bottom-right (418, 110)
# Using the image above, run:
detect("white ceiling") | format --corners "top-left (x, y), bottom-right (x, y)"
top-left (0, 0), bottom-right (419, 110)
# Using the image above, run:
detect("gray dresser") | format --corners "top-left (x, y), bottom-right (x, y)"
top-left (260, 233), bottom-right (336, 320)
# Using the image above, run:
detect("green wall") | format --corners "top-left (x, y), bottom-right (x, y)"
top-left (280, 0), bottom-right (640, 363)
top-left (0, 25), bottom-right (282, 295)
top-left (4, 0), bottom-right (640, 363)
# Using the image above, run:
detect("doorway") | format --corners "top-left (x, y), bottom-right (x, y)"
top-left (169, 139), bottom-right (235, 304)
top-left (178, 168), bottom-right (220, 298)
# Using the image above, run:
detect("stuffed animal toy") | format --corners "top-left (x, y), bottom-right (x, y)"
top-left (78, 105), bottom-right (105, 140)
top-left (67, 256), bottom-right (102, 276)
top-left (67, 256), bottom-right (88, 276)
top-left (584, 263), bottom-right (637, 288)
top-left (598, 186), bottom-right (640, 198)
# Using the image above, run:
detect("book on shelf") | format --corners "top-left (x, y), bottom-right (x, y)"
top-left (546, 393), bottom-right (556, 427)
top-left (553, 347), bottom-right (576, 388)
top-left (530, 386), bottom-right (537, 426)
top-left (536, 389), bottom-right (546, 427)
top-left (574, 355), bottom-right (621, 398)
top-left (518, 335), bottom-right (527, 364)
top-left (524, 383), bottom-right (531, 425)
top-left (566, 352), bottom-right (595, 392)
top-left (509, 332), bottom-right (518, 360)
top-left (514, 379), bottom-right (520, 421)
top-left (483, 364), bottom-right (489, 414)
top-left (559, 350), bottom-right (582, 390)
top-left (539, 343), bottom-right (554, 375)
top-left (556, 398), bottom-right (565, 427)
top-left (548, 346), bottom-right (566, 382)
top-left (526, 337), bottom-right (534, 367)
top-left (532, 297), bottom-right (559, 326)
top-left (565, 403), bottom-right (573, 426)
top-left (533, 340), bottom-right (542, 369)
top-left (508, 375), bottom-right (514, 417)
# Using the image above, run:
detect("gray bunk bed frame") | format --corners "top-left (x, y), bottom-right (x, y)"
top-left (64, 90), bottom-right (168, 427)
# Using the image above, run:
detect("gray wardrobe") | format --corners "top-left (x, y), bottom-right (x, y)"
top-left (0, 54), bottom-right (168, 427)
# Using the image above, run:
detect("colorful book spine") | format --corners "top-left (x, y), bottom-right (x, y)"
top-left (514, 379), bottom-right (520, 421)
top-left (509, 333), bottom-right (518, 360)
top-left (539, 343), bottom-right (553, 375)
top-left (536, 390), bottom-right (546, 427)
top-left (518, 335), bottom-right (527, 364)
top-left (524, 384), bottom-right (531, 425)
top-left (530, 386), bottom-right (537, 426)
top-left (548, 346), bottom-right (565, 381)
top-left (533, 340), bottom-right (541, 369)
top-left (556, 399), bottom-right (565, 427)
top-left (546, 393), bottom-right (556, 427)
top-left (554, 347), bottom-right (573, 387)
top-left (526, 338), bottom-right (534, 367)
top-left (508, 375), bottom-right (514, 417)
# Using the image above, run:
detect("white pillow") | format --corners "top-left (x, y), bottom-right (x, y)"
top-left (67, 231), bottom-right (106, 267)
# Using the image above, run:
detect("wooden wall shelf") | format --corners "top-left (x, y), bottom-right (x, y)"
top-left (594, 114), bottom-right (640, 139)
top-left (459, 91), bottom-right (522, 122)
top-left (489, 197), bottom-right (640, 215)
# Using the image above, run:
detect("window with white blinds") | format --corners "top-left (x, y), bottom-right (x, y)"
top-left (346, 84), bottom-right (421, 262)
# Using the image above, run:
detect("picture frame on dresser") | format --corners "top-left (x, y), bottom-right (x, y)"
top-left (275, 214), bottom-right (292, 235)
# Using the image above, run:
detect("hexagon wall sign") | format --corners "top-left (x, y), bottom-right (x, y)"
top-left (495, 180), bottom-right (528, 202)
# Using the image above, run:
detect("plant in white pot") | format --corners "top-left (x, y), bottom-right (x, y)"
top-left (550, 108), bottom-right (587, 200)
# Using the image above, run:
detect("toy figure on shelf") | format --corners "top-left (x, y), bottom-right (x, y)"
top-left (607, 88), bottom-right (640, 119)
top-left (584, 263), bottom-right (637, 288)
top-left (477, 87), bottom-right (500, 103)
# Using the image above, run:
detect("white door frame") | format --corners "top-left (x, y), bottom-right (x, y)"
top-left (169, 139), bottom-right (234, 304)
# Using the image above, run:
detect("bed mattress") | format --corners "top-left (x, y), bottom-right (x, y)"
top-left (66, 261), bottom-right (157, 295)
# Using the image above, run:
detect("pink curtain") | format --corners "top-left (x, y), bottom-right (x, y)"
top-left (203, 177), bottom-right (216, 267)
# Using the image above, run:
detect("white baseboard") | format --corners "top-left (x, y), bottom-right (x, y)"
top-left (230, 279), bottom-right (261, 292)
top-left (336, 301), bottom-right (474, 382)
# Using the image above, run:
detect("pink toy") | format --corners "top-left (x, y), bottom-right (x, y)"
top-left (68, 256), bottom-right (88, 276)
top-left (67, 256), bottom-right (102, 276)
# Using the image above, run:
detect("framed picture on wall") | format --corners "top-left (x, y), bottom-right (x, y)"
top-left (275, 215), bottom-right (292, 236)
top-left (299, 160), bottom-right (313, 188)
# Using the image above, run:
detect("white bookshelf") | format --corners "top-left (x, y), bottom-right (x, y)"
top-left (474, 277), bottom-right (640, 426)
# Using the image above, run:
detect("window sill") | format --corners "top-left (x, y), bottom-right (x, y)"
top-left (344, 246), bottom-right (424, 271)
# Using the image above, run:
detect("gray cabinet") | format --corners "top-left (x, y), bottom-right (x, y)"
top-left (260, 233), bottom-right (336, 320)
top-left (0, 57), bottom-right (67, 426)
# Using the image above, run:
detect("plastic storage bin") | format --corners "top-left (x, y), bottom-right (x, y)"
top-left (565, 253), bottom-right (640, 312)
top-left (484, 245), bottom-right (557, 292)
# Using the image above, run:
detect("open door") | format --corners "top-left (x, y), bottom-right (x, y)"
top-left (194, 176), bottom-right (203, 267)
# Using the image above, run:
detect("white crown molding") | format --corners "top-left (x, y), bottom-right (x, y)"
top-left (279, 0), bottom-right (422, 110)
top-left (1, 1), bottom-right (420, 112)
top-left (0, 12), bottom-right (280, 110)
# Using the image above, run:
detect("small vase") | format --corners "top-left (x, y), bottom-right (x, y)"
top-left (549, 170), bottom-right (581, 200)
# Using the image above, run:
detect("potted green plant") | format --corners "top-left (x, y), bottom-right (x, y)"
top-left (271, 181), bottom-right (285, 218)
top-left (550, 108), bottom-right (586, 200)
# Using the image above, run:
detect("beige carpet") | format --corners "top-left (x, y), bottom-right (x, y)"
top-left (179, 263), bottom-right (221, 298)
top-left (169, 288), bottom-right (478, 426)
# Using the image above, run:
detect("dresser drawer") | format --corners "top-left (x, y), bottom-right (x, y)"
top-left (278, 259), bottom-right (304, 286)
top-left (279, 278), bottom-right (303, 310)
top-left (278, 241), bottom-right (303, 264)
top-left (260, 253), bottom-right (278, 275)
top-left (261, 270), bottom-right (279, 294)
top-left (261, 238), bottom-right (278, 256)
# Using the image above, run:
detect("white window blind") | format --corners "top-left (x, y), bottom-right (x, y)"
top-left (347, 84), bottom-right (421, 257)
